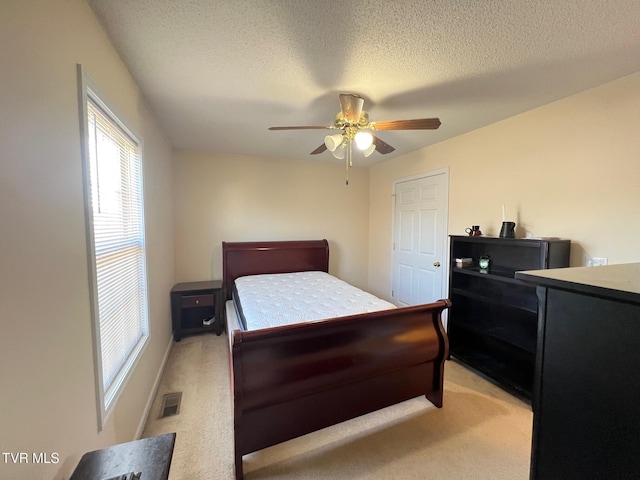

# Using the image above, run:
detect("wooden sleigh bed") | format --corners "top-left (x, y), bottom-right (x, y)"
top-left (223, 239), bottom-right (450, 479)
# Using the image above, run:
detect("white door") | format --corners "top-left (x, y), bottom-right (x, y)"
top-left (392, 170), bottom-right (448, 306)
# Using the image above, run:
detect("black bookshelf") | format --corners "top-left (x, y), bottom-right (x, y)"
top-left (448, 235), bottom-right (570, 399)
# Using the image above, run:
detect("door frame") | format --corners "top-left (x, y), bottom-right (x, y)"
top-left (391, 167), bottom-right (450, 309)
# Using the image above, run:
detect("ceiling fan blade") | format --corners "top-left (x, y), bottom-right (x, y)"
top-left (339, 94), bottom-right (365, 123)
top-left (372, 135), bottom-right (395, 154)
top-left (268, 125), bottom-right (333, 130)
top-left (372, 118), bottom-right (441, 130)
top-left (310, 143), bottom-right (327, 155)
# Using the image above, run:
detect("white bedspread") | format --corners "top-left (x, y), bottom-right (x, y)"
top-left (234, 271), bottom-right (396, 330)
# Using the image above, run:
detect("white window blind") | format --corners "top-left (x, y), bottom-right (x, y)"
top-left (83, 87), bottom-right (149, 425)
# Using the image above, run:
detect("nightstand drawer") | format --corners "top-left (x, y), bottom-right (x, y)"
top-left (180, 294), bottom-right (214, 308)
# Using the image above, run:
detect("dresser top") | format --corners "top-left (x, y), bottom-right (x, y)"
top-left (516, 263), bottom-right (640, 302)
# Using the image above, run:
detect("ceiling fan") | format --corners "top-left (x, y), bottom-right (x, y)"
top-left (269, 93), bottom-right (441, 184)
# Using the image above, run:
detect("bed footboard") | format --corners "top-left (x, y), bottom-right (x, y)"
top-left (228, 299), bottom-right (450, 480)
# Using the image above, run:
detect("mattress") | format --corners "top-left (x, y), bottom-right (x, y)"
top-left (233, 271), bottom-right (396, 330)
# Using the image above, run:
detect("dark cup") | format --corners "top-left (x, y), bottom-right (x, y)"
top-left (465, 225), bottom-right (482, 236)
top-left (499, 221), bottom-right (516, 238)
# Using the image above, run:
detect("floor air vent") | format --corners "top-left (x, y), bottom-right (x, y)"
top-left (160, 392), bottom-right (182, 418)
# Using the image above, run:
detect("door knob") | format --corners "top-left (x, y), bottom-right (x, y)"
top-left (433, 261), bottom-right (441, 267)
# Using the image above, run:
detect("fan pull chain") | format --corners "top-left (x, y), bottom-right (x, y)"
top-left (345, 138), bottom-right (353, 185)
top-left (345, 156), bottom-right (349, 185)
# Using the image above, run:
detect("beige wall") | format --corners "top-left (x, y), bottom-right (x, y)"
top-left (0, 2), bottom-right (174, 479)
top-left (368, 72), bottom-right (640, 298)
top-left (3, 3), bottom-right (638, 479)
top-left (173, 151), bottom-right (370, 288)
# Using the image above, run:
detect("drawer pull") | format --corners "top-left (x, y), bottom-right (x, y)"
top-left (181, 294), bottom-right (214, 308)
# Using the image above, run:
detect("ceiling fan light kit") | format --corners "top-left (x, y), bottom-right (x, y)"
top-left (354, 131), bottom-right (373, 150)
top-left (332, 143), bottom-right (346, 160)
top-left (269, 93), bottom-right (441, 184)
top-left (363, 143), bottom-right (376, 158)
top-left (324, 133), bottom-right (344, 152)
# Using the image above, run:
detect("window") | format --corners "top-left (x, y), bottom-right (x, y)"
top-left (78, 67), bottom-right (149, 429)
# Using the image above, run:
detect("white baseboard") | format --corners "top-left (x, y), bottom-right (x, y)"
top-left (135, 336), bottom-right (174, 439)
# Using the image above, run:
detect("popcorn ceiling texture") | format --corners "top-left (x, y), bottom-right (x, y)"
top-left (87, 0), bottom-right (640, 163)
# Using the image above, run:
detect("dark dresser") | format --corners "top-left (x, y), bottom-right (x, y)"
top-left (516, 263), bottom-right (640, 480)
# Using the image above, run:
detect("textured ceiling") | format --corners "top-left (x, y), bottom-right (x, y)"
top-left (86, 0), bottom-right (640, 165)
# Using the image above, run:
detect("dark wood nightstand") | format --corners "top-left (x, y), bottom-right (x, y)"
top-left (170, 280), bottom-right (223, 341)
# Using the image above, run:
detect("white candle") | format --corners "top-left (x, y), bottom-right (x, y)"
top-left (502, 204), bottom-right (506, 221)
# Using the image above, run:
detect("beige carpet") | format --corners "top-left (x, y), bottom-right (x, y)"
top-left (143, 333), bottom-right (532, 479)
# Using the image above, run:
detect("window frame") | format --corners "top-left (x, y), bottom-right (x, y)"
top-left (77, 65), bottom-right (150, 430)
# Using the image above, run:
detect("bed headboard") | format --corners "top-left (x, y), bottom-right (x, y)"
top-left (222, 239), bottom-right (330, 300)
